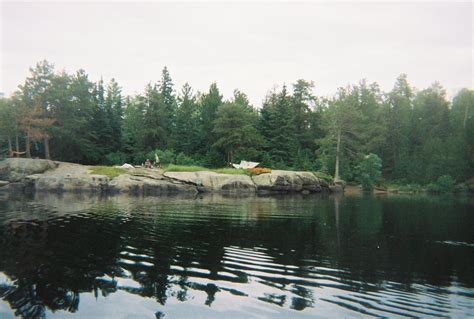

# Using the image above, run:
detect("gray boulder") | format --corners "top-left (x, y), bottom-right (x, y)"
top-left (294, 171), bottom-right (323, 192)
top-left (109, 174), bottom-right (197, 195)
top-left (164, 171), bottom-right (256, 193)
top-left (252, 170), bottom-right (323, 193)
top-left (28, 174), bottom-right (109, 192)
top-left (0, 158), bottom-right (58, 182)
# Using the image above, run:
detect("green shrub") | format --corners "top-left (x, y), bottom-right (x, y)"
top-left (399, 183), bottom-right (422, 193)
top-left (454, 183), bottom-right (468, 193)
top-left (176, 152), bottom-right (198, 166)
top-left (313, 171), bottom-right (333, 182)
top-left (357, 153), bottom-right (383, 192)
top-left (145, 149), bottom-right (176, 165)
top-left (132, 152), bottom-right (148, 165)
top-left (104, 152), bottom-right (129, 165)
top-left (427, 175), bottom-right (454, 193)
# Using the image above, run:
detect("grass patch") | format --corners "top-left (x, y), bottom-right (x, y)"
top-left (163, 164), bottom-right (209, 172)
top-left (90, 166), bottom-right (127, 178)
top-left (163, 164), bottom-right (254, 176)
top-left (213, 168), bottom-right (253, 175)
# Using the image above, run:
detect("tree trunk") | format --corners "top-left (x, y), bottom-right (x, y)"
top-left (334, 129), bottom-right (341, 182)
top-left (15, 132), bottom-right (20, 158)
top-left (44, 136), bottom-right (51, 160)
top-left (25, 132), bottom-right (31, 158)
top-left (227, 149), bottom-right (234, 166)
top-left (7, 136), bottom-right (13, 157)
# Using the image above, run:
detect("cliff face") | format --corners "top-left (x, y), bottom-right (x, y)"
top-left (0, 158), bottom-right (332, 195)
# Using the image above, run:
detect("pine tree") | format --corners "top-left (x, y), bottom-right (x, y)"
top-left (319, 86), bottom-right (365, 181)
top-left (259, 86), bottom-right (298, 167)
top-left (175, 83), bottom-right (200, 155)
top-left (213, 101), bottom-right (263, 164)
top-left (105, 78), bottom-right (123, 153)
top-left (142, 83), bottom-right (166, 150)
top-left (159, 67), bottom-right (177, 148)
top-left (18, 60), bottom-right (55, 159)
top-left (199, 83), bottom-right (223, 154)
top-left (122, 96), bottom-right (146, 160)
top-left (92, 78), bottom-right (112, 158)
top-left (386, 74), bottom-right (413, 180)
top-left (291, 80), bottom-right (316, 151)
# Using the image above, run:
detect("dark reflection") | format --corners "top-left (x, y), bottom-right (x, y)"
top-left (0, 193), bottom-right (473, 318)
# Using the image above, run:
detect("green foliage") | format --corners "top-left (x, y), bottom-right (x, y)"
top-left (259, 86), bottom-right (298, 166)
top-left (145, 149), bottom-right (176, 165)
top-left (213, 168), bottom-right (252, 176)
top-left (454, 183), bottom-right (468, 194)
top-left (105, 152), bottom-right (129, 165)
top-left (89, 166), bottom-right (127, 178)
top-left (398, 184), bottom-right (422, 193)
top-left (358, 153), bottom-right (383, 191)
top-left (213, 100), bottom-right (263, 164)
top-left (312, 171), bottom-right (333, 182)
top-left (427, 175), bottom-right (455, 193)
top-left (163, 165), bottom-right (252, 176)
top-left (318, 84), bottom-right (368, 181)
top-left (199, 83), bottom-right (223, 155)
top-left (175, 83), bottom-right (200, 155)
top-left (3, 60), bottom-right (472, 189)
top-left (176, 152), bottom-right (198, 166)
top-left (163, 164), bottom-right (208, 172)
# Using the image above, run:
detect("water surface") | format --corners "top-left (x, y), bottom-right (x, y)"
top-left (0, 193), bottom-right (473, 318)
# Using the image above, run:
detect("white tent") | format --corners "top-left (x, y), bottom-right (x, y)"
top-left (232, 160), bottom-right (259, 169)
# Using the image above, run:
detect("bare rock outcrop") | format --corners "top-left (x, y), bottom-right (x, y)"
top-left (163, 171), bottom-right (256, 193)
top-left (0, 158), bottom-right (58, 182)
top-left (0, 158), bottom-right (332, 195)
top-left (25, 174), bottom-right (109, 192)
top-left (251, 170), bottom-right (325, 193)
top-left (109, 174), bottom-right (197, 195)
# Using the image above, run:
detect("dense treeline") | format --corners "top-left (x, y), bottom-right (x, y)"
top-left (0, 60), bottom-right (472, 185)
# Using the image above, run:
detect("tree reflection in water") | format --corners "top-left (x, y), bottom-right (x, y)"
top-left (0, 193), bottom-right (472, 318)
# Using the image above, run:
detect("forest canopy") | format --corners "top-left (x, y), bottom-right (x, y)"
top-left (0, 60), bottom-right (472, 185)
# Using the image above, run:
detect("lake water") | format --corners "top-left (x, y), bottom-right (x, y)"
top-left (0, 193), bottom-right (473, 318)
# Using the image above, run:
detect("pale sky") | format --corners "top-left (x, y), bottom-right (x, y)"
top-left (1, 1), bottom-right (473, 105)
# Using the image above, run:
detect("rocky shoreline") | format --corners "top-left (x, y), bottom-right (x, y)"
top-left (0, 158), bottom-right (337, 196)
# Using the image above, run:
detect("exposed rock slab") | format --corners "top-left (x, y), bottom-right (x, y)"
top-left (26, 174), bottom-right (109, 192)
top-left (164, 171), bottom-right (256, 193)
top-left (0, 159), bottom-right (332, 195)
top-left (0, 158), bottom-right (58, 182)
top-left (109, 174), bottom-right (197, 195)
top-left (252, 170), bottom-right (323, 193)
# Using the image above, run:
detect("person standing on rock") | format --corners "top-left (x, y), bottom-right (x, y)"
top-left (154, 153), bottom-right (160, 168)
top-left (145, 159), bottom-right (152, 169)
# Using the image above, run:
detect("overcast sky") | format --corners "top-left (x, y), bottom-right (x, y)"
top-left (1, 1), bottom-right (472, 105)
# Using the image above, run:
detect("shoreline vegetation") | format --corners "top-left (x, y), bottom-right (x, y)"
top-left (0, 60), bottom-right (472, 192)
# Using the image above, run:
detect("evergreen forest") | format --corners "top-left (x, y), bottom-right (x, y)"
top-left (0, 60), bottom-right (472, 186)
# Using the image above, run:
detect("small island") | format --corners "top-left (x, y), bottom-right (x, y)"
top-left (0, 158), bottom-right (337, 195)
